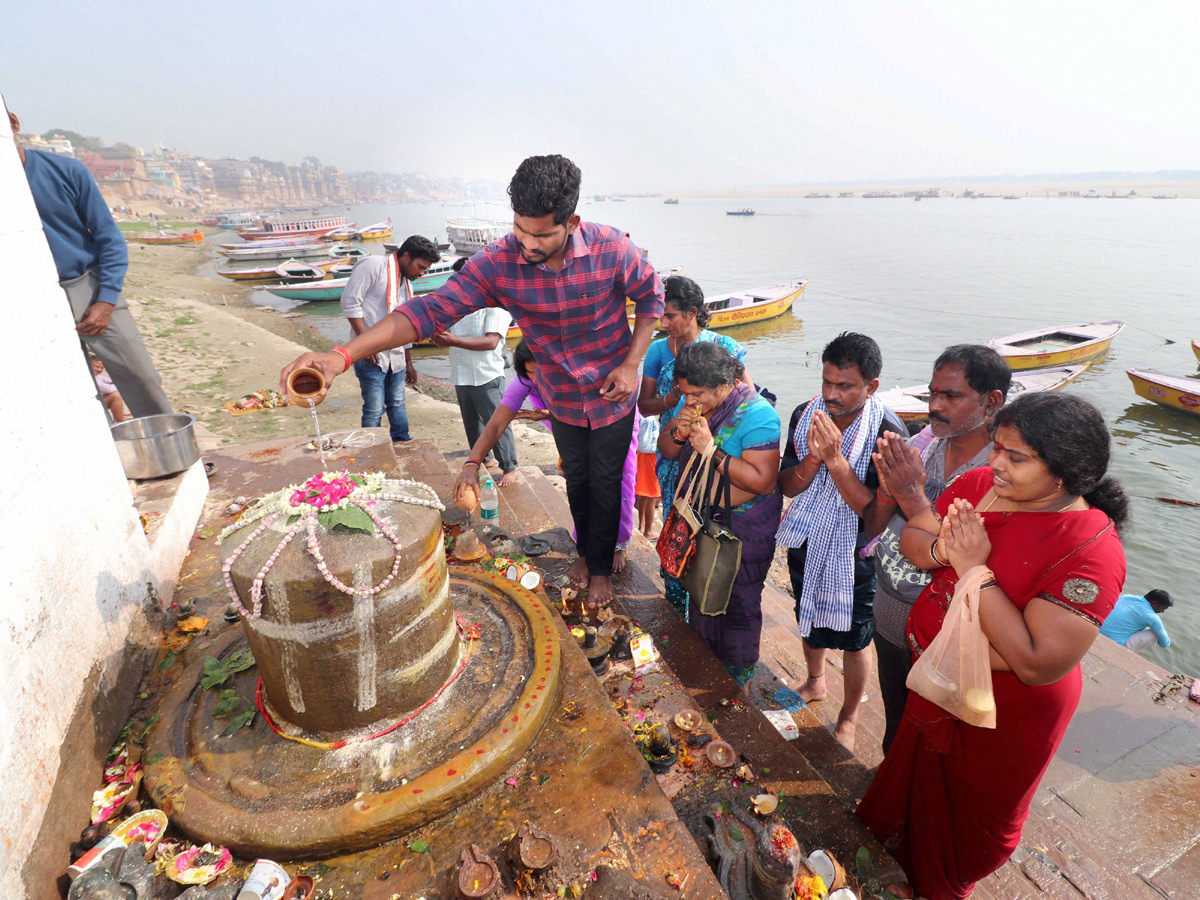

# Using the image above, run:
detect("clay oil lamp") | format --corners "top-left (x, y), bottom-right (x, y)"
top-left (673, 709), bottom-right (703, 731)
top-left (705, 740), bottom-right (736, 768)
top-left (458, 844), bottom-right (501, 899)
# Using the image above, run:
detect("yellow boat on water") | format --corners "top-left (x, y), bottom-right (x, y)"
top-left (987, 320), bottom-right (1124, 370)
top-left (356, 219), bottom-right (393, 241)
top-left (1126, 368), bottom-right (1200, 417)
top-left (638, 281), bottom-right (808, 332)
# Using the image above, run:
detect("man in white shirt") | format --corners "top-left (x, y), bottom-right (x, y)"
top-left (339, 235), bottom-right (440, 441)
top-left (430, 258), bottom-right (518, 481)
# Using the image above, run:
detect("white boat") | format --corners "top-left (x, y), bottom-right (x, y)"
top-left (216, 236), bottom-right (323, 252)
top-left (218, 242), bottom-right (335, 261)
top-left (237, 214), bottom-right (350, 241)
top-left (877, 365), bottom-right (1089, 424)
top-left (216, 211), bottom-right (259, 229)
top-left (446, 216), bottom-right (511, 254)
top-left (329, 243), bottom-right (369, 259)
top-left (275, 260), bottom-right (329, 283)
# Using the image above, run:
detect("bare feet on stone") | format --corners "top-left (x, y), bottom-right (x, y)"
top-left (613, 549), bottom-right (628, 573)
top-left (796, 673), bottom-right (827, 703)
top-left (587, 574), bottom-right (615, 608)
top-left (566, 557), bottom-right (590, 589)
top-left (833, 717), bottom-right (857, 752)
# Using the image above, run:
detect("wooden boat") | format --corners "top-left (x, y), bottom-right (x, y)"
top-left (878, 365), bottom-right (1088, 424)
top-left (132, 230), bottom-right (204, 245)
top-left (726, 208), bottom-right (756, 216)
top-left (275, 259), bottom-right (332, 283)
top-left (1192, 339), bottom-right (1199, 360)
top-left (1126, 368), bottom-right (1200, 417)
top-left (263, 278), bottom-right (350, 302)
top-left (446, 216), bottom-right (511, 254)
top-left (217, 257), bottom-right (349, 282)
top-left (987, 320), bottom-right (1125, 370)
top-left (355, 219), bottom-right (393, 241)
top-left (217, 236), bottom-right (322, 252)
top-left (629, 281), bottom-right (806, 332)
top-left (329, 244), bottom-right (369, 259)
top-left (413, 256), bottom-right (466, 294)
top-left (218, 242), bottom-right (334, 261)
top-left (326, 262), bottom-right (357, 278)
top-left (236, 214), bottom-right (350, 241)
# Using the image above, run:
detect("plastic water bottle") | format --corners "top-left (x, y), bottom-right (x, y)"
top-left (479, 474), bottom-right (499, 522)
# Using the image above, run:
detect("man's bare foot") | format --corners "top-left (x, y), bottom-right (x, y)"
top-left (833, 717), bottom-right (856, 752)
top-left (566, 557), bottom-right (590, 589)
top-left (613, 549), bottom-right (628, 573)
top-left (587, 574), bottom-right (615, 608)
top-left (643, 529), bottom-right (659, 541)
top-left (498, 470), bottom-right (520, 488)
top-left (796, 673), bottom-right (827, 703)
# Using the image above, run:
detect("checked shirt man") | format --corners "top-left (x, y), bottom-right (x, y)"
top-left (280, 155), bottom-right (664, 608)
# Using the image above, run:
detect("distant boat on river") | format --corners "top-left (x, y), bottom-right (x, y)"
top-left (726, 208), bottom-right (756, 216)
top-left (664, 198), bottom-right (680, 205)
top-left (988, 320), bottom-right (1125, 370)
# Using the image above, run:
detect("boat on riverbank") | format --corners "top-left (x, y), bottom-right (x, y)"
top-left (217, 236), bottom-right (322, 252)
top-left (878, 365), bottom-right (1088, 424)
top-left (1126, 368), bottom-right (1200, 417)
top-left (132, 230), bottom-right (204, 245)
top-left (217, 256), bottom-right (349, 281)
top-left (447, 216), bottom-right (511, 254)
top-left (218, 242), bottom-right (334, 261)
top-left (988, 320), bottom-right (1125, 370)
top-left (726, 208), bottom-right (756, 216)
top-left (263, 278), bottom-right (351, 302)
top-left (356, 219), bottom-right (392, 241)
top-left (215, 212), bottom-right (259, 229)
top-left (236, 214), bottom-right (350, 242)
top-left (413, 256), bottom-right (465, 294)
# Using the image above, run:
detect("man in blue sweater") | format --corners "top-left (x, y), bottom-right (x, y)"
top-left (1099, 589), bottom-right (1173, 653)
top-left (10, 110), bottom-right (172, 418)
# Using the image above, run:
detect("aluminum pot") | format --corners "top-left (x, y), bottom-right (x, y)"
top-left (111, 413), bottom-right (200, 480)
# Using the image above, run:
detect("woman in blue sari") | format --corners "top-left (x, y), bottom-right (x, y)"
top-left (658, 342), bottom-right (782, 686)
top-left (639, 276), bottom-right (749, 617)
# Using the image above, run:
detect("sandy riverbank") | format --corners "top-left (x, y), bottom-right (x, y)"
top-left (120, 239), bottom-right (562, 478)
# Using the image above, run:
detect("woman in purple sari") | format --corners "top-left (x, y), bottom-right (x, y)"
top-left (658, 342), bottom-right (784, 685)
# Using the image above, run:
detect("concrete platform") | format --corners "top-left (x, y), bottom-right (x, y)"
top-left (748, 577), bottom-right (1200, 900)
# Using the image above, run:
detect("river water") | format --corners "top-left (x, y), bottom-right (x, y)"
top-left (247, 197), bottom-right (1200, 675)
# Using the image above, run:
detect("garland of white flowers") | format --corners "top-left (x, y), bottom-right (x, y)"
top-left (220, 472), bottom-right (444, 620)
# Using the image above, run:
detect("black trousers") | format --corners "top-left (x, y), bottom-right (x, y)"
top-left (549, 409), bottom-right (635, 577)
top-left (873, 632), bottom-right (912, 754)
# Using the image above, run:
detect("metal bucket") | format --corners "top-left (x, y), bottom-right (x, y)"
top-left (111, 413), bottom-right (200, 480)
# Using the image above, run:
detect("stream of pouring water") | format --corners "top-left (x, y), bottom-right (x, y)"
top-left (308, 399), bottom-right (328, 469)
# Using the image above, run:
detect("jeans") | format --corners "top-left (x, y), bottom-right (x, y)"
top-left (455, 377), bottom-right (517, 471)
top-left (353, 360), bottom-right (409, 441)
top-left (549, 409), bottom-right (636, 577)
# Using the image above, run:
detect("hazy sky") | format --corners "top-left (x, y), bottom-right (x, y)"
top-left (3, 1), bottom-right (1199, 190)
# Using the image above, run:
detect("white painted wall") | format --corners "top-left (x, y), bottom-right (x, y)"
top-left (0, 92), bottom-right (204, 892)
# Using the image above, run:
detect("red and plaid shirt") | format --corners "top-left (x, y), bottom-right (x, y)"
top-left (399, 221), bottom-right (664, 428)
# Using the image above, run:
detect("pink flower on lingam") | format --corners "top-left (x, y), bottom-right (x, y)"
top-left (290, 471), bottom-right (359, 510)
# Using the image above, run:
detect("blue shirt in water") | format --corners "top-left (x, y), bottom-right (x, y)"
top-left (1099, 593), bottom-right (1170, 648)
top-left (23, 149), bottom-right (128, 305)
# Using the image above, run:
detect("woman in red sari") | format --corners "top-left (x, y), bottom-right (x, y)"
top-left (857, 393), bottom-right (1129, 899)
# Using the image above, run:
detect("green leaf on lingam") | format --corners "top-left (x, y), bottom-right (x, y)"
top-left (212, 689), bottom-right (244, 718)
top-left (350, 475), bottom-right (366, 487)
top-left (286, 514), bottom-right (300, 527)
top-left (317, 504), bottom-right (375, 535)
top-left (199, 648), bottom-right (256, 690)
top-left (855, 846), bottom-right (875, 882)
top-left (408, 840), bottom-right (430, 855)
top-left (220, 707), bottom-right (256, 736)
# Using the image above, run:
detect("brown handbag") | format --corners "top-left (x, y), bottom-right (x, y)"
top-left (680, 453), bottom-right (742, 616)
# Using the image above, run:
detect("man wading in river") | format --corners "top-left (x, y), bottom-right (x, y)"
top-left (281, 155), bottom-right (664, 608)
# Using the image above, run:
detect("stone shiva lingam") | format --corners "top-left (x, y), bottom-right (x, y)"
top-left (142, 471), bottom-right (562, 858)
